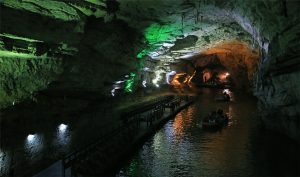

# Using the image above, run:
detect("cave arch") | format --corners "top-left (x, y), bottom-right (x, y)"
top-left (163, 40), bottom-right (259, 92)
top-left (191, 40), bottom-right (259, 91)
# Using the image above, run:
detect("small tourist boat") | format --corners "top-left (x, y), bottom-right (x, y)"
top-left (214, 94), bottom-right (230, 102)
top-left (215, 90), bottom-right (231, 102)
top-left (202, 112), bottom-right (229, 129)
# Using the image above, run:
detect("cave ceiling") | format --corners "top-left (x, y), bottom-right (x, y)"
top-left (0, 0), bottom-right (300, 107)
top-left (2, 0), bottom-right (299, 61)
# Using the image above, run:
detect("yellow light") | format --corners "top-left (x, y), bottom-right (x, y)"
top-left (183, 76), bottom-right (190, 84)
top-left (187, 71), bottom-right (196, 87)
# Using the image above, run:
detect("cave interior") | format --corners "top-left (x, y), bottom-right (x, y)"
top-left (0, 0), bottom-right (300, 176)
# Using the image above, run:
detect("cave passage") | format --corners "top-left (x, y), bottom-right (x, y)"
top-left (0, 0), bottom-right (300, 177)
top-left (164, 41), bottom-right (258, 95)
top-left (117, 90), bottom-right (300, 177)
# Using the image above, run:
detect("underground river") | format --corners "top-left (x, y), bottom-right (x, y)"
top-left (116, 89), bottom-right (300, 177)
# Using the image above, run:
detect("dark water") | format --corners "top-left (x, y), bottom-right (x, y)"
top-left (117, 89), bottom-right (300, 177)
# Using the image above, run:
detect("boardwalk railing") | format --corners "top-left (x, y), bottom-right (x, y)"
top-left (62, 96), bottom-right (183, 177)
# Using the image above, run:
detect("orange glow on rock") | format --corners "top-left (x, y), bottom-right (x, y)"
top-left (171, 73), bottom-right (185, 88)
top-left (171, 71), bottom-right (195, 88)
top-left (192, 40), bottom-right (259, 90)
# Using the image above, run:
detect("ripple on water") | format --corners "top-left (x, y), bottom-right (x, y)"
top-left (117, 90), bottom-right (300, 177)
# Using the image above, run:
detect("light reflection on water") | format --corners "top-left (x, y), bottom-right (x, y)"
top-left (117, 89), bottom-right (300, 177)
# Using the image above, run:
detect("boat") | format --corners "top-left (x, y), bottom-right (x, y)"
top-left (214, 95), bottom-right (230, 102)
top-left (215, 90), bottom-right (231, 102)
top-left (202, 112), bottom-right (229, 129)
top-left (195, 83), bottom-right (231, 89)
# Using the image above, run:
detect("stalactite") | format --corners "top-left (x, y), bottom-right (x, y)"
top-left (195, 0), bottom-right (201, 24)
top-left (181, 12), bottom-right (185, 35)
top-left (282, 0), bottom-right (288, 17)
top-left (195, 9), bottom-right (199, 24)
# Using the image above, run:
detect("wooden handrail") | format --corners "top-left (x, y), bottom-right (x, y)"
top-left (62, 96), bottom-right (181, 176)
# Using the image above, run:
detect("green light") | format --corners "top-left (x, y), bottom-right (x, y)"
top-left (0, 50), bottom-right (45, 59)
top-left (144, 23), bottom-right (180, 45)
top-left (85, 0), bottom-right (104, 5)
top-left (71, 4), bottom-right (106, 17)
top-left (137, 51), bottom-right (144, 59)
top-left (0, 33), bottom-right (42, 42)
top-left (136, 49), bottom-right (149, 59)
top-left (137, 22), bottom-right (182, 59)
top-left (124, 73), bottom-right (136, 93)
top-left (3, 0), bottom-right (81, 21)
top-left (127, 159), bottom-right (138, 176)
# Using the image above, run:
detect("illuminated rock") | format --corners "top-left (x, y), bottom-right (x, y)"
top-left (0, 0), bottom-right (299, 141)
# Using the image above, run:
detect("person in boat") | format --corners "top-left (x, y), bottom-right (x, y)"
top-left (211, 111), bottom-right (217, 119)
top-left (217, 108), bottom-right (229, 123)
top-left (215, 109), bottom-right (222, 123)
top-left (203, 109), bottom-right (228, 128)
top-left (204, 111), bottom-right (215, 123)
top-left (217, 109), bottom-right (223, 117)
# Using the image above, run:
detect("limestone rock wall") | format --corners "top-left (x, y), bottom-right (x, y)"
top-left (249, 1), bottom-right (300, 142)
top-left (0, 1), bottom-right (143, 108)
top-left (0, 57), bottom-right (63, 108)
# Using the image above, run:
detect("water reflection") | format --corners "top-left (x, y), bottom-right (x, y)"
top-left (227, 105), bottom-right (234, 127)
top-left (172, 112), bottom-right (184, 140)
top-left (172, 106), bottom-right (194, 142)
top-left (117, 90), bottom-right (300, 177)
